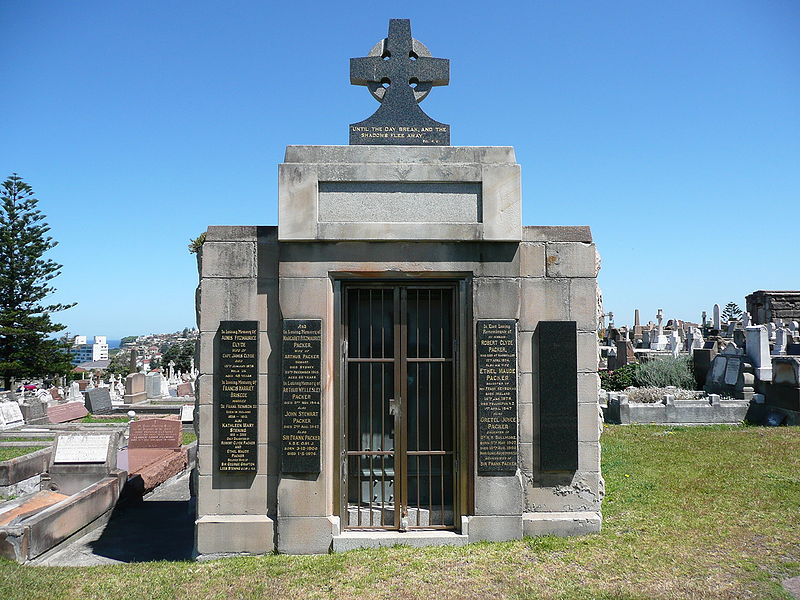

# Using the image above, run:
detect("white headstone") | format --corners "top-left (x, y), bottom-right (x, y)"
top-left (668, 330), bottom-right (681, 356)
top-left (180, 404), bottom-right (194, 423)
top-left (773, 327), bottom-right (788, 356)
top-left (145, 372), bottom-right (164, 399)
top-left (746, 325), bottom-right (772, 382)
top-left (0, 402), bottom-right (24, 430)
top-left (53, 434), bottom-right (111, 463)
top-left (713, 304), bottom-right (721, 330)
top-left (68, 381), bottom-right (82, 402)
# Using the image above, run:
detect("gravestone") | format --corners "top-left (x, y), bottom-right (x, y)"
top-left (176, 382), bottom-right (194, 397)
top-left (0, 402), bottom-right (24, 431)
top-left (145, 372), bottom-right (164, 399)
top-left (47, 401), bottom-right (89, 424)
top-left (124, 373), bottom-right (146, 404)
top-left (49, 432), bottom-right (120, 495)
top-left (20, 394), bottom-right (47, 424)
top-left (85, 388), bottom-right (112, 415)
top-left (129, 418), bottom-right (181, 449)
top-left (180, 404), bottom-right (194, 423)
top-left (66, 381), bottom-right (82, 403)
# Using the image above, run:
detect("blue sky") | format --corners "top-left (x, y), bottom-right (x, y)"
top-left (1, 1), bottom-right (798, 338)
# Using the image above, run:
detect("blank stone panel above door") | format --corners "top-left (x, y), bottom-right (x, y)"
top-left (278, 145), bottom-right (521, 242)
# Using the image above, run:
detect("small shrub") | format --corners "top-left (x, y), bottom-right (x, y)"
top-left (632, 356), bottom-right (694, 389)
top-left (600, 363), bottom-right (640, 391)
top-left (188, 232), bottom-right (206, 254)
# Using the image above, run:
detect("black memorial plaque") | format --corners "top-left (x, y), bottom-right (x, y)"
top-left (538, 321), bottom-right (578, 472)
top-left (477, 320), bottom-right (518, 472)
top-left (216, 321), bottom-right (259, 472)
top-left (86, 387), bottom-right (112, 415)
top-left (281, 319), bottom-right (322, 473)
top-left (349, 19), bottom-right (450, 145)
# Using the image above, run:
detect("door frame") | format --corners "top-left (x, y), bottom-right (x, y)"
top-left (333, 276), bottom-right (473, 531)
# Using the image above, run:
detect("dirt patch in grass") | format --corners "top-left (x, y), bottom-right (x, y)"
top-left (0, 425), bottom-right (797, 600)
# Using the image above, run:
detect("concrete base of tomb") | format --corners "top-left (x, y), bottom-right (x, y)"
top-left (332, 530), bottom-right (469, 552)
top-left (276, 515), bottom-right (339, 555)
top-left (523, 511), bottom-right (602, 537)
top-left (195, 514), bottom-right (275, 557)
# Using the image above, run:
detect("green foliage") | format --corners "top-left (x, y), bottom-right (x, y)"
top-left (188, 232), bottom-right (206, 254)
top-left (106, 348), bottom-right (133, 376)
top-left (600, 363), bottom-right (640, 391)
top-left (632, 356), bottom-right (695, 389)
top-left (120, 335), bottom-right (138, 345)
top-left (161, 339), bottom-right (196, 372)
top-left (0, 174), bottom-right (75, 389)
top-left (722, 301), bottom-right (743, 321)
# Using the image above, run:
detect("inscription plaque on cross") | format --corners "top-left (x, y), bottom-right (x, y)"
top-left (349, 19), bottom-right (450, 145)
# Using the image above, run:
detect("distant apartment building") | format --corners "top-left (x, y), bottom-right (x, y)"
top-left (69, 335), bottom-right (109, 366)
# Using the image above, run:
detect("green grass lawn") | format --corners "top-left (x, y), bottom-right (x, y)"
top-left (182, 432), bottom-right (197, 445)
top-left (0, 425), bottom-right (798, 599)
top-left (80, 416), bottom-right (130, 423)
top-left (0, 446), bottom-right (47, 461)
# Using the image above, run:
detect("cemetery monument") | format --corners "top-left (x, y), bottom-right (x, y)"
top-left (193, 19), bottom-right (603, 556)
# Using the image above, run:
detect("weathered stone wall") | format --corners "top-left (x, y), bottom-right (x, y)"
top-left (195, 225), bottom-right (602, 553)
top-left (194, 226), bottom-right (277, 556)
top-left (746, 290), bottom-right (800, 324)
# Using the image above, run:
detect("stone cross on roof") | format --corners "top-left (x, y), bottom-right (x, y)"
top-left (349, 19), bottom-right (450, 145)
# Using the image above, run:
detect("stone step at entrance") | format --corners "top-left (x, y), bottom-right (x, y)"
top-left (332, 530), bottom-right (469, 552)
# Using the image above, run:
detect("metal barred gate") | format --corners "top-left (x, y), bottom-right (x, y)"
top-left (341, 283), bottom-right (459, 530)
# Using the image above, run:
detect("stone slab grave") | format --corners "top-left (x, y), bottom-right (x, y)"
top-left (120, 418), bottom-right (187, 494)
top-left (85, 387), bottom-right (113, 415)
top-left (0, 490), bottom-right (68, 527)
top-left (47, 401), bottom-right (89, 424)
top-left (0, 402), bottom-right (24, 431)
top-left (49, 432), bottom-right (120, 495)
top-left (194, 18), bottom-right (602, 556)
top-left (0, 454), bottom-right (126, 563)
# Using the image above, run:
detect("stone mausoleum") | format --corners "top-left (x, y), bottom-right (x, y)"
top-left (193, 19), bottom-right (603, 556)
